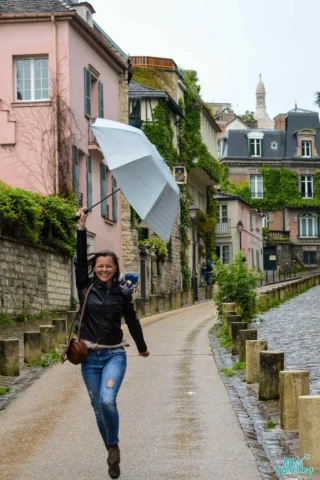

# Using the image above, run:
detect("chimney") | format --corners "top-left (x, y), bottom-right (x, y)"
top-left (274, 114), bottom-right (286, 131)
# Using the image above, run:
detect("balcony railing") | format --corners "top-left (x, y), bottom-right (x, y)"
top-left (216, 219), bottom-right (231, 236)
top-left (131, 56), bottom-right (177, 70)
top-left (269, 230), bottom-right (290, 239)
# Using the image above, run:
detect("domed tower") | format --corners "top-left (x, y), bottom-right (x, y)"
top-left (254, 74), bottom-right (274, 129)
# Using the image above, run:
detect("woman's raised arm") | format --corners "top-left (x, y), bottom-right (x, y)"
top-left (75, 208), bottom-right (89, 290)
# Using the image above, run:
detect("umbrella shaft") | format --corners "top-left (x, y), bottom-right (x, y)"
top-left (88, 187), bottom-right (121, 212)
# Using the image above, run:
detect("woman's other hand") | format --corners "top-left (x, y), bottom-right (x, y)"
top-left (139, 351), bottom-right (150, 358)
top-left (77, 207), bottom-right (88, 230)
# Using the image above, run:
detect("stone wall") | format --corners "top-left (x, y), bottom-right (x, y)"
top-left (156, 212), bottom-right (182, 293)
top-left (0, 236), bottom-right (71, 315)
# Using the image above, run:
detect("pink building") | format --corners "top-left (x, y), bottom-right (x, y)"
top-left (0, 0), bottom-right (129, 258)
top-left (215, 193), bottom-right (264, 271)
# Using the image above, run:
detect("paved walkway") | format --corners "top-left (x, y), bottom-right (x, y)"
top-left (0, 302), bottom-right (261, 480)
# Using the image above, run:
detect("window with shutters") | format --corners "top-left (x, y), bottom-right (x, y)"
top-left (72, 145), bottom-right (80, 202)
top-left (98, 81), bottom-right (104, 118)
top-left (84, 68), bottom-right (91, 118)
top-left (112, 176), bottom-right (118, 222)
top-left (86, 154), bottom-right (92, 209)
top-left (256, 250), bottom-right (260, 270)
top-left (216, 245), bottom-right (231, 264)
top-left (100, 162), bottom-right (107, 217)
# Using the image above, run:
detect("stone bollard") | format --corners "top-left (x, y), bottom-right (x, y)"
top-left (299, 396), bottom-right (320, 471)
top-left (259, 351), bottom-right (284, 400)
top-left (274, 288), bottom-right (280, 302)
top-left (51, 319), bottom-right (67, 345)
top-left (187, 289), bottom-right (194, 305)
top-left (222, 303), bottom-right (237, 323)
top-left (175, 290), bottom-right (182, 307)
top-left (231, 322), bottom-right (248, 355)
top-left (227, 314), bottom-right (241, 334)
top-left (164, 293), bottom-right (172, 311)
top-left (135, 298), bottom-right (145, 317)
top-left (280, 287), bottom-right (286, 301)
top-left (239, 329), bottom-right (257, 363)
top-left (198, 287), bottom-right (205, 301)
top-left (280, 370), bottom-right (310, 430)
top-left (246, 340), bottom-right (268, 384)
top-left (149, 295), bottom-right (159, 314)
top-left (205, 286), bottom-right (213, 300)
top-left (40, 325), bottom-right (56, 353)
top-left (0, 339), bottom-right (19, 376)
top-left (24, 332), bottom-right (41, 364)
top-left (67, 311), bottom-right (77, 332)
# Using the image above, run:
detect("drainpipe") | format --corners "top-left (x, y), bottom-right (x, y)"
top-left (51, 15), bottom-right (59, 195)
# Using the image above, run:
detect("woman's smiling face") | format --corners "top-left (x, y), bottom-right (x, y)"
top-left (94, 256), bottom-right (117, 285)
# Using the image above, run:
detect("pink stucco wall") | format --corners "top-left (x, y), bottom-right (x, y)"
top-left (238, 202), bottom-right (263, 271)
top-left (0, 16), bottom-right (124, 263)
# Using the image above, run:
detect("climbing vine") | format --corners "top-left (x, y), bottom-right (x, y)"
top-left (222, 166), bottom-right (320, 212)
top-left (139, 237), bottom-right (168, 257)
top-left (142, 100), bottom-right (178, 169)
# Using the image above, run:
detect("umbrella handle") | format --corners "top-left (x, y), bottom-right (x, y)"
top-left (72, 188), bottom-right (121, 222)
top-left (73, 209), bottom-right (88, 221)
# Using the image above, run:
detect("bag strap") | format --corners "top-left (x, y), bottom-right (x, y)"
top-left (66, 282), bottom-right (96, 345)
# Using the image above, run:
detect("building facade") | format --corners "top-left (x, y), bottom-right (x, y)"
top-left (0, 0), bottom-right (129, 260)
top-left (215, 193), bottom-right (263, 270)
top-left (221, 107), bottom-right (320, 269)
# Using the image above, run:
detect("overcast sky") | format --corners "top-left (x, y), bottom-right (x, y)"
top-left (90, 0), bottom-right (320, 119)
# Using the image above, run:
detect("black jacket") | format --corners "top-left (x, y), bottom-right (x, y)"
top-left (75, 229), bottom-right (147, 352)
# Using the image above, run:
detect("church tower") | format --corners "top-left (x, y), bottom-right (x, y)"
top-left (254, 74), bottom-right (274, 129)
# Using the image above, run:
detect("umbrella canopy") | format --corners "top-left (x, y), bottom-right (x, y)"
top-left (91, 119), bottom-right (180, 243)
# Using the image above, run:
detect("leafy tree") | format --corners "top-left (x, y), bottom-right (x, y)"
top-left (240, 111), bottom-right (256, 125)
top-left (316, 92), bottom-right (320, 108)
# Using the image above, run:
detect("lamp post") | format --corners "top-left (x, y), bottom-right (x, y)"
top-left (188, 202), bottom-right (198, 301)
top-left (237, 220), bottom-right (243, 251)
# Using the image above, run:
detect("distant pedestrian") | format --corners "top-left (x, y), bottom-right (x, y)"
top-left (75, 208), bottom-right (149, 479)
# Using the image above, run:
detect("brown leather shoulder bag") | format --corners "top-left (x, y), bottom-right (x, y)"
top-left (61, 282), bottom-right (95, 365)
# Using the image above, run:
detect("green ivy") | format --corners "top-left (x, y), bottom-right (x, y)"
top-left (142, 100), bottom-right (178, 169)
top-left (139, 237), bottom-right (168, 257)
top-left (222, 167), bottom-right (320, 212)
top-left (0, 182), bottom-right (76, 257)
top-left (132, 67), bottom-right (175, 93)
top-left (179, 184), bottom-right (192, 289)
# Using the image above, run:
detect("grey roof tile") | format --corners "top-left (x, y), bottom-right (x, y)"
top-left (0, 0), bottom-right (72, 13)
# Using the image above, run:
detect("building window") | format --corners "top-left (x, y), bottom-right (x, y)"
top-left (98, 81), bottom-right (104, 118)
top-left (112, 176), bottom-right (118, 222)
top-left (15, 57), bottom-right (49, 101)
top-left (299, 213), bottom-right (318, 238)
top-left (217, 204), bottom-right (228, 223)
top-left (256, 250), bottom-right (260, 270)
top-left (72, 145), bottom-right (80, 202)
top-left (84, 68), bottom-right (91, 118)
top-left (86, 154), bottom-right (92, 209)
top-left (250, 175), bottom-right (264, 198)
top-left (251, 249), bottom-right (255, 267)
top-left (301, 175), bottom-right (314, 199)
top-left (216, 245), bottom-right (231, 264)
top-left (303, 251), bottom-right (317, 265)
top-left (249, 138), bottom-right (262, 157)
top-left (302, 141), bottom-right (312, 158)
top-left (262, 215), bottom-right (269, 228)
top-left (100, 163), bottom-right (107, 217)
top-left (129, 99), bottom-right (142, 128)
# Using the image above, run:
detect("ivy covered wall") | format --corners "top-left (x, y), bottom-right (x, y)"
top-left (222, 166), bottom-right (320, 212)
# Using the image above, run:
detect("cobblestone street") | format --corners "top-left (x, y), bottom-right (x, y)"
top-left (210, 285), bottom-right (320, 480)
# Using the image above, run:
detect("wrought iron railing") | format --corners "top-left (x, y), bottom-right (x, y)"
top-left (215, 219), bottom-right (231, 236)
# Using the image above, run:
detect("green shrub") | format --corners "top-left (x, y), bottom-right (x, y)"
top-left (0, 313), bottom-right (13, 326)
top-left (139, 237), bottom-right (168, 258)
top-left (214, 251), bottom-right (263, 319)
top-left (0, 387), bottom-right (11, 395)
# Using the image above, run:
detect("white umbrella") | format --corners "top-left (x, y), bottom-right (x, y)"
top-left (91, 118), bottom-right (180, 243)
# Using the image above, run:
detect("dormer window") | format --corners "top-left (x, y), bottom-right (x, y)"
top-left (302, 141), bottom-right (311, 158)
top-left (249, 139), bottom-right (262, 157)
top-left (247, 131), bottom-right (264, 158)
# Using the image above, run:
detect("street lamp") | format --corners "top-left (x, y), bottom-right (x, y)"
top-left (188, 202), bottom-right (198, 301)
top-left (237, 220), bottom-right (243, 251)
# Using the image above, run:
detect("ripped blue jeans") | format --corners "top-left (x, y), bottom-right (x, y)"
top-left (81, 348), bottom-right (127, 448)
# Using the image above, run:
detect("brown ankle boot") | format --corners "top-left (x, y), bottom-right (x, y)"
top-left (107, 445), bottom-right (120, 479)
